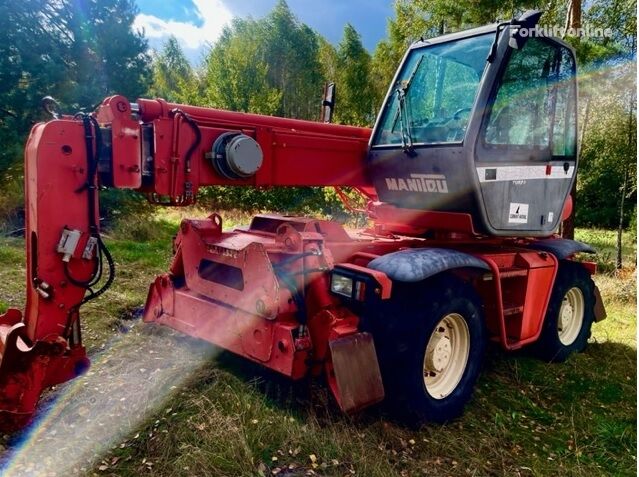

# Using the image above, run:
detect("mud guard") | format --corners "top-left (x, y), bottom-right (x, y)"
top-left (367, 248), bottom-right (489, 282)
top-left (528, 238), bottom-right (606, 321)
top-left (593, 286), bottom-right (607, 322)
top-left (328, 332), bottom-right (384, 413)
top-left (527, 238), bottom-right (595, 259)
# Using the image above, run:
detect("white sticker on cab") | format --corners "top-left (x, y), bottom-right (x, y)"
top-left (508, 203), bottom-right (529, 224)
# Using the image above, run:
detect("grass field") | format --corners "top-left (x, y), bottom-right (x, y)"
top-left (0, 211), bottom-right (635, 477)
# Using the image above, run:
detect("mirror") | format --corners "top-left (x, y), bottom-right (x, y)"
top-left (320, 82), bottom-right (336, 123)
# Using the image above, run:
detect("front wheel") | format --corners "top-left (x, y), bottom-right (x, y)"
top-left (532, 261), bottom-right (595, 362)
top-left (375, 276), bottom-right (486, 424)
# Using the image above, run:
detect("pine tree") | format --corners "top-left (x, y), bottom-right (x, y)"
top-left (67, 0), bottom-right (151, 108)
top-left (0, 0), bottom-right (151, 175)
top-left (334, 25), bottom-right (374, 126)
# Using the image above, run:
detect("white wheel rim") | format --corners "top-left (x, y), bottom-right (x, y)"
top-left (557, 287), bottom-right (585, 345)
top-left (423, 313), bottom-right (470, 399)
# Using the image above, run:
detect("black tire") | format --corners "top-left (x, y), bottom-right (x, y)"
top-left (532, 261), bottom-right (595, 363)
top-left (372, 275), bottom-right (486, 424)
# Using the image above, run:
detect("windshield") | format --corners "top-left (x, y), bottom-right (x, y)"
top-left (372, 33), bottom-right (494, 147)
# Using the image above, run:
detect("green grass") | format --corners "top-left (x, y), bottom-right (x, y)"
top-left (575, 228), bottom-right (637, 274)
top-left (0, 216), bottom-right (635, 476)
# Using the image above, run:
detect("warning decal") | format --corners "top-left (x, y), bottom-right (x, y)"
top-left (508, 203), bottom-right (529, 224)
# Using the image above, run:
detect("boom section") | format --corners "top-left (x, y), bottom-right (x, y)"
top-left (95, 96), bottom-right (373, 204)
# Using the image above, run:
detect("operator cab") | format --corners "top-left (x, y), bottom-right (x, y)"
top-left (368, 11), bottom-right (577, 237)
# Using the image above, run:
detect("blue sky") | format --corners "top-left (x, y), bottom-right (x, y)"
top-left (134, 0), bottom-right (393, 64)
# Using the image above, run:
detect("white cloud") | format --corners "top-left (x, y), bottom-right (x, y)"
top-left (134, 0), bottom-right (233, 52)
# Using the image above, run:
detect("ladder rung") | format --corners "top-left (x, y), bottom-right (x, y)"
top-left (499, 268), bottom-right (528, 279)
top-left (503, 305), bottom-right (524, 316)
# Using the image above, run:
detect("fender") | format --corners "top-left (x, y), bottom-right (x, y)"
top-left (367, 248), bottom-right (489, 282)
top-left (527, 238), bottom-right (595, 260)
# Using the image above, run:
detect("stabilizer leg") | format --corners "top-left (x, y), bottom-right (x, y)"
top-left (0, 309), bottom-right (89, 431)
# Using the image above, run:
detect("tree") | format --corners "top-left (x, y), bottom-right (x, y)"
top-left (0, 1), bottom-right (71, 175)
top-left (561, 0), bottom-right (582, 240)
top-left (203, 19), bottom-right (282, 115)
top-left (334, 24), bottom-right (374, 126)
top-left (370, 0), bottom-right (563, 104)
top-left (617, 86), bottom-right (636, 269)
top-left (576, 61), bottom-right (636, 231)
top-left (571, 0), bottom-right (637, 260)
top-left (318, 37), bottom-right (338, 85)
top-left (149, 36), bottom-right (197, 104)
top-left (202, 1), bottom-right (324, 120)
top-left (199, 1), bottom-right (353, 217)
top-left (0, 0), bottom-right (151, 175)
top-left (66, 0), bottom-right (151, 108)
top-left (260, 0), bottom-right (324, 119)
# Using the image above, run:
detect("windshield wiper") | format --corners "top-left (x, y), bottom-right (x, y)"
top-left (395, 89), bottom-right (414, 155)
top-left (392, 55), bottom-right (423, 156)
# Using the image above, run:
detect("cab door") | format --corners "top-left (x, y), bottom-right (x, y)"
top-left (475, 37), bottom-right (577, 235)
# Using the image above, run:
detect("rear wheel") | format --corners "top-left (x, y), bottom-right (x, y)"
top-left (374, 275), bottom-right (486, 424)
top-left (532, 261), bottom-right (595, 362)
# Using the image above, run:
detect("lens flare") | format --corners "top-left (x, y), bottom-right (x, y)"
top-left (1, 323), bottom-right (217, 476)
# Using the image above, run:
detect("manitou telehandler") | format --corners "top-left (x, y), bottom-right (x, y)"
top-left (0, 11), bottom-right (606, 431)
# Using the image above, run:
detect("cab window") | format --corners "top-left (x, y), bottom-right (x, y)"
top-left (485, 38), bottom-right (576, 156)
top-left (372, 33), bottom-right (493, 146)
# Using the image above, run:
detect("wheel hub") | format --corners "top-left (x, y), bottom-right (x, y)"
top-left (422, 313), bottom-right (470, 400)
top-left (560, 300), bottom-right (574, 329)
top-left (557, 287), bottom-right (585, 346)
top-left (425, 333), bottom-right (452, 372)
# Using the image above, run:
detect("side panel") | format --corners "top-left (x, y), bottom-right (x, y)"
top-left (368, 147), bottom-right (479, 215)
top-left (475, 163), bottom-right (574, 233)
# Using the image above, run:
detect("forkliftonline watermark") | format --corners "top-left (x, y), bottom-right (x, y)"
top-left (518, 24), bottom-right (613, 38)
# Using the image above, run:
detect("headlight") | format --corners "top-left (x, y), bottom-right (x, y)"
top-left (330, 274), bottom-right (354, 298)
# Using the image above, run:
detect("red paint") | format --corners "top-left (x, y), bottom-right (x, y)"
top-left (96, 96), bottom-right (143, 188)
top-left (0, 97), bottom-right (589, 430)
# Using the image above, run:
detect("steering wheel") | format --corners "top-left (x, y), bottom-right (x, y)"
top-left (446, 108), bottom-right (473, 141)
top-left (453, 107), bottom-right (472, 120)
top-left (411, 117), bottom-right (431, 128)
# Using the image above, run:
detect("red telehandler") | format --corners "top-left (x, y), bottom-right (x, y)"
top-left (0, 11), bottom-right (606, 431)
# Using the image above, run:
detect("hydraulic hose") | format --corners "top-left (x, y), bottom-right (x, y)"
top-left (63, 114), bottom-right (116, 338)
